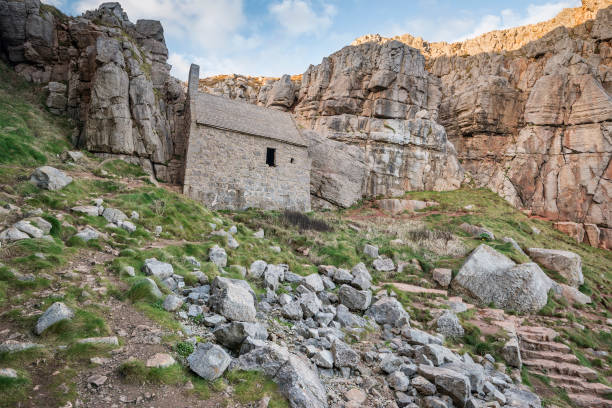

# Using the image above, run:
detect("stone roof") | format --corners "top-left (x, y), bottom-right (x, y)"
top-left (194, 92), bottom-right (306, 147)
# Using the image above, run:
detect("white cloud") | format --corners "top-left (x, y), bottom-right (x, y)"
top-left (74, 0), bottom-right (247, 50)
top-left (388, 0), bottom-right (581, 43)
top-left (269, 0), bottom-right (337, 36)
top-left (45, 0), bottom-right (65, 7)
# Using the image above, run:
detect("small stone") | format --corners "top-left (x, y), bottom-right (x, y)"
top-left (209, 245), bottom-right (227, 268)
top-left (388, 371), bottom-right (410, 391)
top-left (363, 244), bottom-right (379, 258)
top-left (187, 343), bottom-right (231, 380)
top-left (87, 374), bottom-right (107, 387)
top-left (432, 268), bottom-right (452, 287)
top-left (254, 229), bottom-right (264, 238)
top-left (146, 353), bottom-right (176, 368)
top-left (345, 388), bottom-right (367, 403)
top-left (373, 257), bottom-right (395, 272)
top-left (303, 274), bottom-right (324, 292)
top-left (163, 294), bottom-right (184, 312)
top-left (436, 311), bottom-right (464, 338)
top-left (312, 349), bottom-right (334, 368)
top-left (0, 368), bottom-right (18, 378)
top-left (35, 302), bottom-right (74, 335)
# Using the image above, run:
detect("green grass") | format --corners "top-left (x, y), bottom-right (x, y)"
top-left (0, 372), bottom-right (31, 408)
top-left (119, 360), bottom-right (185, 385)
top-left (39, 308), bottom-right (110, 342)
top-left (226, 370), bottom-right (289, 408)
top-left (0, 61), bottom-right (71, 166)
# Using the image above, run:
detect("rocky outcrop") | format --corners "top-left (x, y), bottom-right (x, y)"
top-left (196, 1), bottom-right (612, 244)
top-left (197, 40), bottom-right (464, 207)
top-left (0, 1), bottom-right (187, 183)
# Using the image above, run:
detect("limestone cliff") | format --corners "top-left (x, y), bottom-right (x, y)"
top-left (200, 0), bottom-right (612, 249)
top-left (0, 1), bottom-right (187, 182)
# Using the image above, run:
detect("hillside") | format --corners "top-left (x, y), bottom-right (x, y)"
top-left (1, 57), bottom-right (612, 408)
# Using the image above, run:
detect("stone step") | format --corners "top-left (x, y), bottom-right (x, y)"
top-left (519, 337), bottom-right (570, 353)
top-left (523, 359), bottom-right (599, 380)
top-left (521, 349), bottom-right (579, 364)
top-left (547, 374), bottom-right (612, 395)
top-left (517, 326), bottom-right (558, 342)
top-left (568, 393), bottom-right (612, 408)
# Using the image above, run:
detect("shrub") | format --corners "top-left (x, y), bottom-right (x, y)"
top-left (282, 210), bottom-right (332, 232)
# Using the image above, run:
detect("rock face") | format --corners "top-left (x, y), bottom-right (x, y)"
top-left (452, 245), bottom-right (553, 313)
top-left (0, 1), bottom-right (187, 183)
top-left (195, 1), bottom-right (612, 241)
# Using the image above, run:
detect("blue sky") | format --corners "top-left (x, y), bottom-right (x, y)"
top-left (48, 0), bottom-right (581, 80)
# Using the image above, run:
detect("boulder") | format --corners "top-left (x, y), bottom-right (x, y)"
top-left (146, 353), bottom-right (176, 368)
top-left (102, 207), bottom-right (128, 224)
top-left (418, 365), bottom-right (471, 407)
top-left (332, 339), bottom-right (360, 368)
top-left (452, 245), bottom-right (552, 313)
top-left (15, 220), bottom-right (44, 238)
top-left (527, 248), bottom-right (583, 288)
top-left (299, 291), bottom-right (322, 318)
top-left (432, 268), bottom-right (452, 287)
top-left (75, 227), bottom-right (100, 242)
top-left (142, 258), bottom-right (174, 280)
top-left (436, 311), bottom-right (464, 338)
top-left (213, 322), bottom-right (268, 350)
top-left (0, 227), bottom-right (30, 242)
top-left (209, 245), bottom-right (227, 268)
top-left (338, 284), bottom-right (372, 311)
top-left (351, 263), bottom-right (372, 290)
top-left (412, 375), bottom-right (436, 396)
top-left (388, 371), bottom-right (410, 391)
top-left (365, 296), bottom-right (410, 327)
top-left (459, 223), bottom-right (495, 240)
top-left (249, 260), bottom-right (267, 278)
top-left (72, 205), bottom-right (100, 217)
top-left (30, 166), bottom-right (72, 190)
top-left (187, 343), bottom-right (232, 380)
top-left (553, 283), bottom-right (592, 305)
top-left (162, 294), bottom-right (183, 312)
top-left (402, 327), bottom-right (443, 346)
top-left (230, 341), bottom-right (328, 408)
top-left (209, 277), bottom-right (257, 322)
top-left (312, 349), bottom-right (334, 368)
top-left (373, 257), bottom-right (395, 272)
top-left (282, 301), bottom-right (304, 320)
top-left (303, 273), bottom-right (324, 292)
top-left (501, 337), bottom-right (522, 368)
top-left (142, 278), bottom-right (163, 298)
top-left (35, 302), bottom-right (74, 335)
top-left (335, 304), bottom-right (367, 328)
top-left (363, 244), bottom-right (379, 258)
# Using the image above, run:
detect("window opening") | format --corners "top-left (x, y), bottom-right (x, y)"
top-left (266, 148), bottom-right (276, 167)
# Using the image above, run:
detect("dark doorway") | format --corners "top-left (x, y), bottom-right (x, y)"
top-left (266, 148), bottom-right (276, 167)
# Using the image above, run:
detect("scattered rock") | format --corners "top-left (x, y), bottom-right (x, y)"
top-left (527, 248), bottom-right (583, 288)
top-left (303, 274), bottom-right (324, 292)
top-left (142, 258), bottom-right (174, 280)
top-left (30, 166), bottom-right (72, 190)
top-left (0, 368), bottom-right (18, 378)
top-left (388, 371), bottom-right (410, 391)
top-left (163, 294), bottom-right (184, 311)
top-left (209, 245), bottom-right (228, 268)
top-left (188, 343), bottom-right (232, 380)
top-left (366, 296), bottom-right (409, 327)
top-left (436, 311), bottom-right (464, 338)
top-left (501, 337), bottom-right (522, 368)
top-left (373, 257), bottom-right (395, 272)
top-left (35, 302), bottom-right (74, 335)
top-left (338, 284), bottom-right (372, 311)
top-left (0, 227), bottom-right (30, 242)
top-left (102, 207), bottom-right (128, 224)
top-left (363, 244), bottom-right (379, 258)
top-left (209, 277), bottom-right (257, 322)
top-left (77, 337), bottom-right (119, 346)
top-left (146, 353), bottom-right (176, 368)
top-left (459, 223), bottom-right (495, 240)
top-left (452, 245), bottom-right (552, 313)
top-left (74, 227), bottom-right (100, 242)
top-left (432, 268), bottom-right (452, 287)
top-left (213, 322), bottom-right (268, 350)
top-left (331, 339), bottom-right (360, 368)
